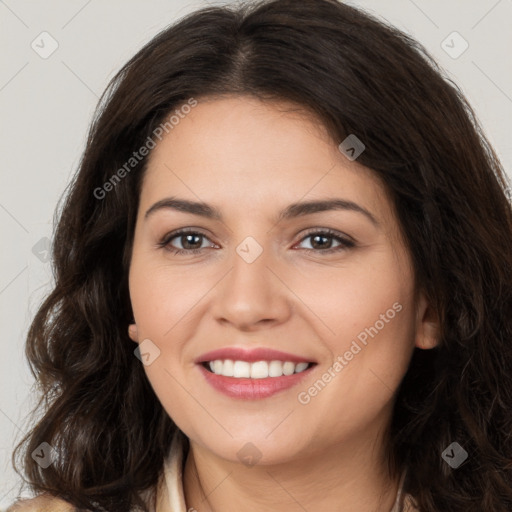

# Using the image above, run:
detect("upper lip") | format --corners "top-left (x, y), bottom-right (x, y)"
top-left (195, 347), bottom-right (316, 364)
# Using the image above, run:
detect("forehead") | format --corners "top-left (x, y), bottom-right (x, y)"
top-left (140, 95), bottom-right (391, 224)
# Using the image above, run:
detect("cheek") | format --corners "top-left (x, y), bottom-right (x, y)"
top-left (292, 280), bottom-right (415, 439)
top-left (291, 253), bottom-right (413, 345)
top-left (129, 256), bottom-right (203, 337)
top-left (128, 259), bottom-right (202, 414)
top-left (298, 258), bottom-right (417, 410)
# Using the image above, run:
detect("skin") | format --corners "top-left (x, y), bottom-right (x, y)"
top-left (128, 95), bottom-right (438, 512)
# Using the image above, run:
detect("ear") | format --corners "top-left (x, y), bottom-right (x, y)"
top-left (414, 292), bottom-right (439, 350)
top-left (128, 323), bottom-right (139, 343)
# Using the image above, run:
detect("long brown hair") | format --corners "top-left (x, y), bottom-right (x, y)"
top-left (12, 1), bottom-right (512, 510)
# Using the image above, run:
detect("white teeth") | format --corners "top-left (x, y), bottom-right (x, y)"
top-left (213, 360), bottom-right (223, 374)
top-left (282, 361), bottom-right (295, 376)
top-left (233, 360), bottom-right (250, 378)
top-left (206, 359), bottom-right (311, 378)
top-left (268, 360), bottom-right (283, 377)
top-left (222, 359), bottom-right (234, 376)
top-left (295, 362), bottom-right (309, 373)
top-left (250, 361), bottom-right (269, 379)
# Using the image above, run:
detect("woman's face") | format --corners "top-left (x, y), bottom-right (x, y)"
top-left (128, 95), bottom-right (436, 465)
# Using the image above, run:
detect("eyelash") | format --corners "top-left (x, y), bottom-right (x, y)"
top-left (157, 228), bottom-right (356, 256)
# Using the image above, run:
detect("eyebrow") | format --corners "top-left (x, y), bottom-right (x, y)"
top-left (144, 197), bottom-right (379, 226)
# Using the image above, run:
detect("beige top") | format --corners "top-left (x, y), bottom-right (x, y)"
top-left (7, 429), bottom-right (418, 511)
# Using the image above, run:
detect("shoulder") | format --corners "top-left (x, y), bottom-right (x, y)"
top-left (6, 495), bottom-right (75, 512)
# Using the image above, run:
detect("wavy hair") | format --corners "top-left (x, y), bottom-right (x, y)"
top-left (12, 0), bottom-right (512, 510)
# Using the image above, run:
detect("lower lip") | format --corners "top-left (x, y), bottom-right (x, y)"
top-left (197, 363), bottom-right (315, 400)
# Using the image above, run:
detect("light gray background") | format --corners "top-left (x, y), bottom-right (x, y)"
top-left (1, 0), bottom-right (511, 506)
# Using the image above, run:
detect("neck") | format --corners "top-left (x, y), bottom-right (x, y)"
top-left (183, 427), bottom-right (401, 512)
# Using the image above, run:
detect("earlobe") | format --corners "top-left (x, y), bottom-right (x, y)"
top-left (128, 323), bottom-right (139, 343)
top-left (415, 293), bottom-right (440, 350)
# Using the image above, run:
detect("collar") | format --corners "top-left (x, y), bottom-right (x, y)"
top-left (155, 428), bottom-right (188, 512)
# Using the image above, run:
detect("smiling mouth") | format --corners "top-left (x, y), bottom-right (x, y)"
top-left (201, 360), bottom-right (316, 378)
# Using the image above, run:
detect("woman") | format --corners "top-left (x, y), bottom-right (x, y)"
top-left (8, 0), bottom-right (512, 511)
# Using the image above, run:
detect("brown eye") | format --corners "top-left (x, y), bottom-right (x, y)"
top-left (158, 229), bottom-right (215, 255)
top-left (175, 233), bottom-right (204, 250)
top-left (296, 229), bottom-right (355, 253)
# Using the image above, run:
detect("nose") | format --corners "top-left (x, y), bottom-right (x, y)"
top-left (211, 238), bottom-right (292, 332)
